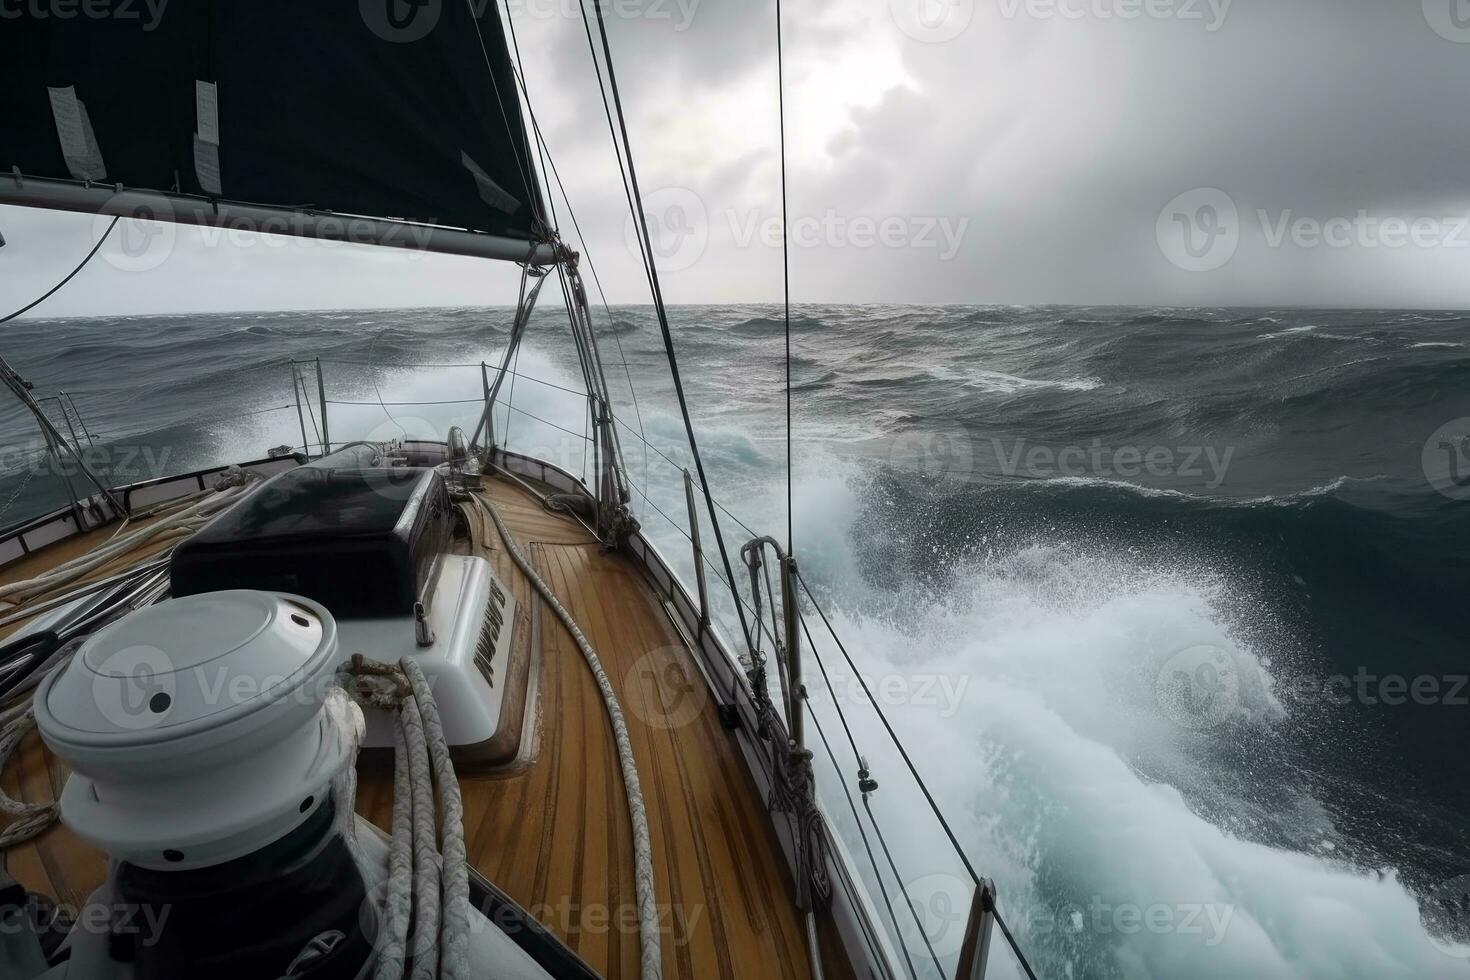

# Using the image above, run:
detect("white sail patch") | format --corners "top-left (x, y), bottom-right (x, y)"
top-left (194, 79), bottom-right (223, 196)
top-left (462, 151), bottom-right (519, 216)
top-left (47, 86), bottom-right (107, 182)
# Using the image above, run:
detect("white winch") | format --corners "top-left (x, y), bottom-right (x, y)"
top-left (32, 589), bottom-right (356, 871)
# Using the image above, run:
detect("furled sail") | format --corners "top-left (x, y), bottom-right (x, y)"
top-left (0, 3), bottom-right (551, 261)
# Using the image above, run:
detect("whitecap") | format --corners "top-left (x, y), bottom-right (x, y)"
top-left (964, 370), bottom-right (1103, 394)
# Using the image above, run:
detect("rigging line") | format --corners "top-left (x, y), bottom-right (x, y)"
top-left (365, 331), bottom-right (407, 440)
top-left (326, 398), bottom-right (486, 408)
top-left (581, 395), bottom-right (591, 486)
top-left (504, 0), bottom-right (654, 523)
top-left (992, 904), bottom-right (1041, 980)
top-left (863, 793), bottom-right (947, 979)
top-left (776, 0), bottom-right (793, 558)
top-left (503, 401), bottom-right (591, 442)
top-left (808, 709), bottom-right (922, 980)
top-left (499, 9), bottom-right (648, 518)
top-left (796, 571), bottom-right (981, 889)
top-left (797, 610), bottom-right (865, 774)
top-left (330, 362), bottom-right (585, 400)
top-left (295, 364), bottom-right (322, 450)
top-left (621, 472), bottom-right (784, 651)
top-left (501, 0), bottom-right (560, 234)
top-left (1, 217), bottom-right (120, 324)
top-left (805, 608), bottom-right (955, 980)
top-left (581, 0), bottom-right (755, 659)
top-left (504, 339), bottom-right (524, 448)
top-left (463, 0), bottom-right (544, 229)
top-left (320, 359), bottom-right (489, 370)
top-left (551, 266), bottom-right (595, 484)
top-left (576, 3), bottom-right (649, 296)
top-left (608, 413), bottom-right (763, 540)
top-left (558, 2), bottom-right (659, 527)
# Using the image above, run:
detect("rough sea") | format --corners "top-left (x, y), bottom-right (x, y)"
top-left (2, 304), bottom-right (1468, 979)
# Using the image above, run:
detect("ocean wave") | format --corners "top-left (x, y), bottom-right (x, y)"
top-left (724, 314), bottom-right (826, 336)
top-left (963, 370), bottom-right (1103, 394)
top-left (1259, 324), bottom-right (1363, 342)
top-left (1127, 313), bottom-right (1218, 326)
top-left (5, 304), bottom-right (1468, 980)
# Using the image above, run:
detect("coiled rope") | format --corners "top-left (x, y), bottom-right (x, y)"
top-left (337, 654), bottom-right (471, 980)
top-left (470, 487), bottom-right (662, 980)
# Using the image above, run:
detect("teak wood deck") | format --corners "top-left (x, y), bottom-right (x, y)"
top-left (0, 476), bottom-right (854, 979)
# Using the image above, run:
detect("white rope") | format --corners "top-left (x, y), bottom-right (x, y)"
top-left (338, 653), bottom-right (473, 980)
top-left (401, 658), bottom-right (471, 980)
top-left (401, 694), bottom-right (441, 980)
top-left (0, 631), bottom-right (84, 846)
top-left (372, 712), bottom-right (415, 980)
top-left (0, 710), bottom-right (59, 849)
top-left (473, 490), bottom-right (664, 980)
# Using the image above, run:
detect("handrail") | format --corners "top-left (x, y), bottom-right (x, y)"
top-left (740, 535), bottom-right (804, 745)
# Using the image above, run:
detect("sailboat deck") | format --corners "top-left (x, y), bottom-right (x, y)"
top-left (0, 475), bottom-right (848, 979)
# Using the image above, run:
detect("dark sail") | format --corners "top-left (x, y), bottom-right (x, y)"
top-left (0, 2), bottom-right (548, 251)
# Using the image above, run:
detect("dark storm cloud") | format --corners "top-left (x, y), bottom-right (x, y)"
top-left (6, 0), bottom-right (1470, 315)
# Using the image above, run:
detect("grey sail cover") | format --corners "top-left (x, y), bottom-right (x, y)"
top-left (0, 2), bottom-right (547, 242)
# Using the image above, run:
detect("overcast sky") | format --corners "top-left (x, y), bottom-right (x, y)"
top-left (6, 0), bottom-right (1470, 316)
